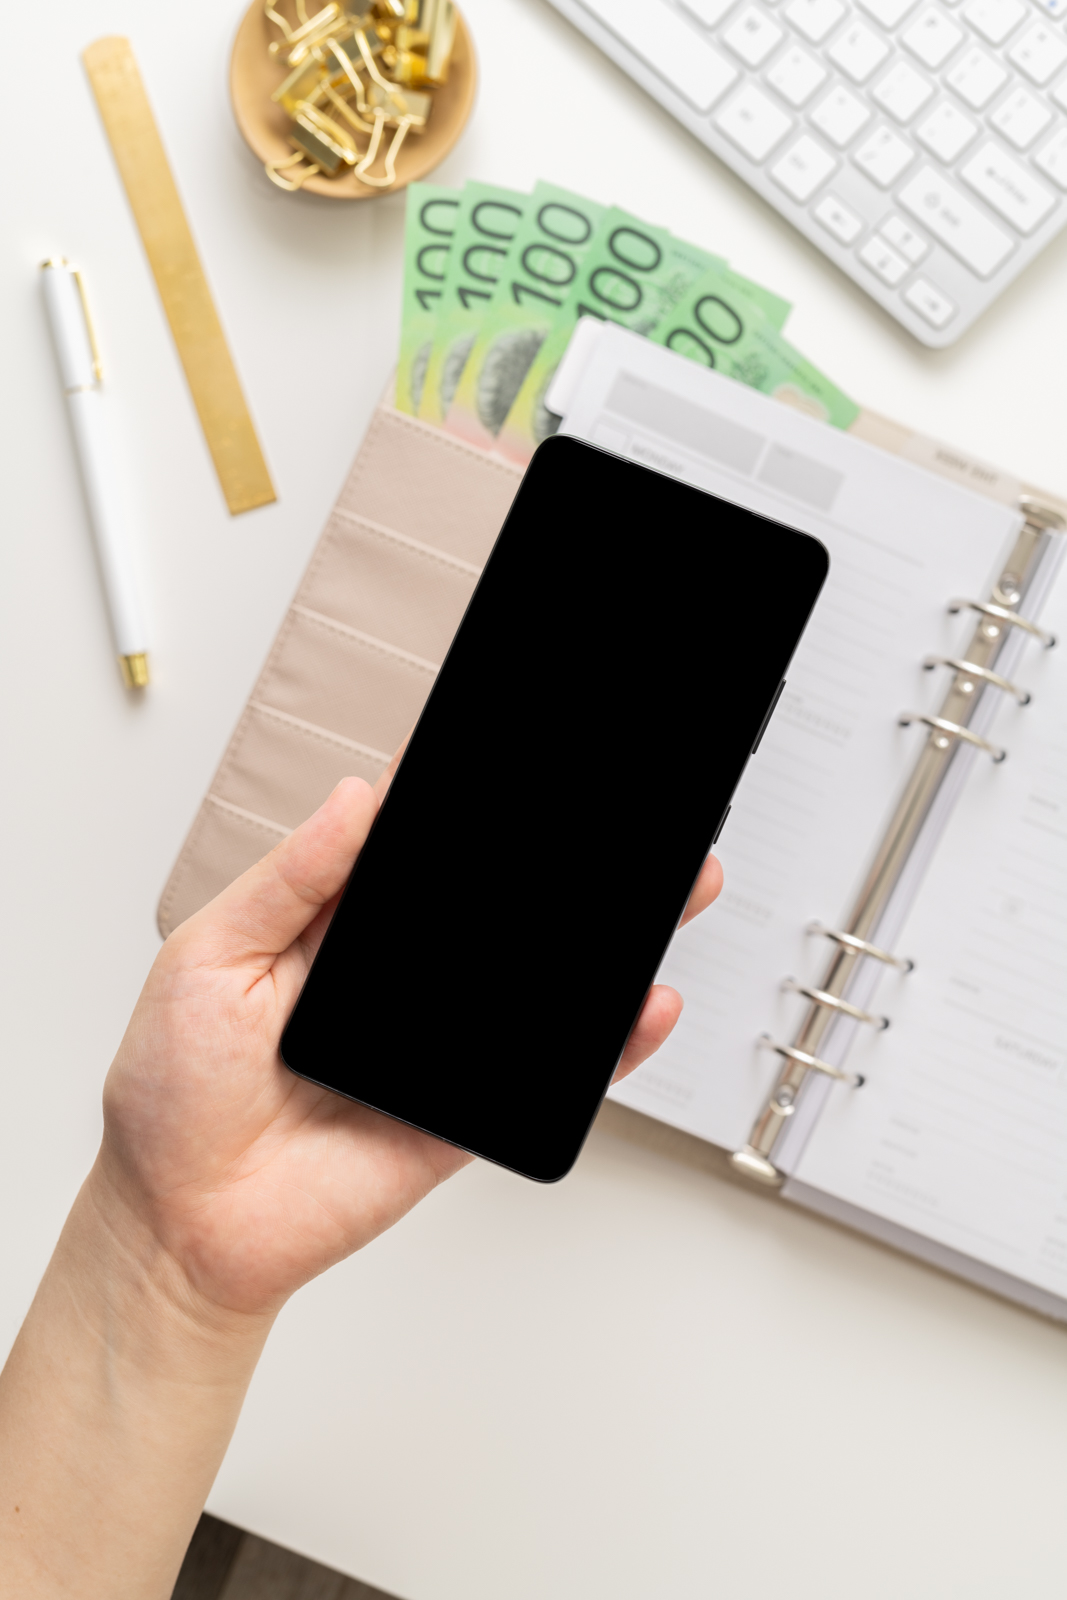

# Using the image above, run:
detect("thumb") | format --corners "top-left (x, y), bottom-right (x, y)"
top-left (178, 776), bottom-right (379, 967)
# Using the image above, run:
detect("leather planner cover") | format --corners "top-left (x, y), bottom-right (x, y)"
top-left (157, 401), bottom-right (523, 937)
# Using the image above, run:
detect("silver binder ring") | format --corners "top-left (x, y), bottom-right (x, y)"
top-left (782, 977), bottom-right (890, 1030)
top-left (922, 655), bottom-right (1031, 705)
top-left (807, 921), bottom-right (914, 972)
top-left (948, 598), bottom-right (1056, 649)
top-left (898, 712), bottom-right (1006, 762)
top-left (759, 1035), bottom-right (863, 1087)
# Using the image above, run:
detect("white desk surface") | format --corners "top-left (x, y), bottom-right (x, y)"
top-left (5, 2), bottom-right (1067, 1595)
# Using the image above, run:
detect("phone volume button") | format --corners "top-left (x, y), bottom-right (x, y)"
top-left (752, 679), bottom-right (786, 755)
top-left (712, 805), bottom-right (731, 846)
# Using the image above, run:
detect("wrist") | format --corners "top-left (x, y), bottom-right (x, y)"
top-left (68, 1159), bottom-right (274, 1386)
top-left (0, 1161), bottom-right (274, 1600)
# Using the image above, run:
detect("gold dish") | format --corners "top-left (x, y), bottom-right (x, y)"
top-left (230, 0), bottom-right (476, 199)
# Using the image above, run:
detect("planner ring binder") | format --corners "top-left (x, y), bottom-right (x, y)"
top-left (947, 598), bottom-right (1056, 648)
top-left (781, 978), bottom-right (889, 1030)
top-left (758, 1037), bottom-right (863, 1087)
top-left (896, 712), bottom-right (1006, 762)
top-left (731, 496), bottom-right (1066, 1190)
top-left (807, 922), bottom-right (913, 971)
top-left (921, 656), bottom-right (1030, 705)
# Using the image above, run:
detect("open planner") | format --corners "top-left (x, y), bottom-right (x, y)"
top-left (160, 326), bottom-right (1067, 1321)
top-left (553, 322), bottom-right (1067, 1320)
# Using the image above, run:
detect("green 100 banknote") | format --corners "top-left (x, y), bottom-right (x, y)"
top-left (444, 181), bottom-right (607, 451)
top-left (396, 184), bottom-right (461, 416)
top-left (651, 264), bottom-right (859, 431)
top-left (496, 215), bottom-right (793, 465)
top-left (417, 181), bottom-right (527, 427)
top-left (395, 179), bottom-right (858, 446)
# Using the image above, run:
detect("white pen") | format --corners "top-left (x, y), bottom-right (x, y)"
top-left (40, 257), bottom-right (150, 689)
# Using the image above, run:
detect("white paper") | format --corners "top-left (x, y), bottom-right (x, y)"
top-left (558, 327), bottom-right (1022, 1152)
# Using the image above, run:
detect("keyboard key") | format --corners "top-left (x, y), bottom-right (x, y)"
top-left (679, 0), bottom-right (739, 23)
top-left (785, 0), bottom-right (846, 41)
top-left (716, 83), bottom-right (795, 157)
top-left (991, 84), bottom-right (1052, 145)
top-left (946, 45), bottom-right (1008, 105)
top-left (856, 0), bottom-right (920, 26)
top-left (724, 6), bottom-right (785, 63)
top-left (1009, 20), bottom-right (1067, 81)
top-left (853, 124), bottom-right (916, 183)
top-left (963, 0), bottom-right (1026, 40)
top-left (873, 60), bottom-right (934, 119)
top-left (1054, 74), bottom-right (1067, 112)
top-left (961, 140), bottom-right (1056, 230)
top-left (916, 99), bottom-right (978, 159)
top-left (771, 132), bottom-right (839, 195)
top-left (765, 44), bottom-right (827, 104)
top-left (899, 165), bottom-right (1014, 273)
top-left (859, 235), bottom-right (909, 281)
top-left (904, 277), bottom-right (957, 326)
top-left (1033, 0), bottom-right (1067, 16)
top-left (578, 0), bottom-right (739, 111)
top-left (881, 213), bottom-right (929, 258)
top-left (814, 192), bottom-right (865, 238)
top-left (1035, 125), bottom-right (1067, 186)
top-left (811, 83), bottom-right (873, 140)
top-left (829, 20), bottom-right (891, 78)
top-left (902, 9), bottom-right (964, 65)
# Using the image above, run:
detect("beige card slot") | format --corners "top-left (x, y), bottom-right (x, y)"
top-left (338, 407), bottom-right (521, 566)
top-left (300, 514), bottom-right (479, 664)
top-left (213, 703), bottom-right (391, 831)
top-left (158, 796), bottom-right (289, 938)
top-left (258, 607), bottom-right (437, 755)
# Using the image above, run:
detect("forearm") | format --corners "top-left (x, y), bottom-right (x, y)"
top-left (0, 1166), bottom-right (273, 1600)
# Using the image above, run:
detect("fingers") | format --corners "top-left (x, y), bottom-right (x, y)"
top-left (679, 853), bottom-right (723, 928)
top-left (610, 856), bottom-right (723, 1082)
top-left (611, 984), bottom-right (683, 1085)
top-left (181, 777), bottom-right (379, 967)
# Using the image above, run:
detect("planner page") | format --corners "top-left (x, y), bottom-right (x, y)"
top-left (558, 327), bottom-right (1020, 1152)
top-left (790, 571), bottom-right (1067, 1300)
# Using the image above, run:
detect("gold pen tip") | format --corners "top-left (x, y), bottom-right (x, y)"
top-left (119, 653), bottom-right (150, 689)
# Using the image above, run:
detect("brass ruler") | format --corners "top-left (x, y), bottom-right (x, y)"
top-left (83, 36), bottom-right (275, 516)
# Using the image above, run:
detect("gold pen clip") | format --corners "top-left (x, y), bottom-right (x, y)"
top-left (41, 256), bottom-right (104, 385)
top-left (72, 269), bottom-right (104, 385)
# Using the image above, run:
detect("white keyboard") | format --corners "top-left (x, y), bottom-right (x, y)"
top-left (545, 0), bottom-right (1067, 344)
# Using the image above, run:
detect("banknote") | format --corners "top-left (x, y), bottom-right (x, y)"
top-left (444, 181), bottom-right (606, 450)
top-left (417, 181), bottom-right (527, 427)
top-left (651, 263), bottom-right (859, 430)
top-left (396, 183), bottom-right (461, 415)
top-left (495, 209), bottom-right (723, 464)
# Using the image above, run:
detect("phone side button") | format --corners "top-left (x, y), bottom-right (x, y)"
top-left (752, 679), bottom-right (786, 755)
top-left (712, 805), bottom-right (731, 846)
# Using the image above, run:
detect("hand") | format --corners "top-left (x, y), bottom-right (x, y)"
top-left (95, 766), bottom-right (723, 1326)
top-left (1, 759), bottom-right (721, 1600)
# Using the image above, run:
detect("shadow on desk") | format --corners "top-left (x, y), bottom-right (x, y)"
top-left (173, 1513), bottom-right (398, 1600)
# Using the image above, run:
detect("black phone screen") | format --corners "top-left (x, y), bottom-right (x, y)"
top-left (281, 436), bottom-right (828, 1181)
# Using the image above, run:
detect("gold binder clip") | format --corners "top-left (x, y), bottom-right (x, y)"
top-left (424, 0), bottom-right (456, 83)
top-left (354, 82), bottom-right (429, 186)
top-left (261, 0), bottom-right (451, 192)
top-left (290, 100), bottom-right (360, 171)
top-left (272, 55), bottom-right (328, 112)
top-left (265, 148), bottom-right (323, 189)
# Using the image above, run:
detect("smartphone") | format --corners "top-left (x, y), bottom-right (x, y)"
top-left (281, 436), bottom-right (828, 1181)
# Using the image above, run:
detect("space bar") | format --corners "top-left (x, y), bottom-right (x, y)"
top-left (575, 0), bottom-right (738, 113)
